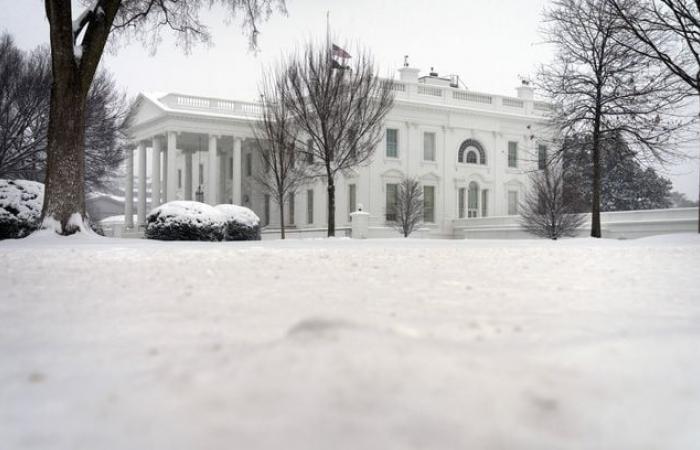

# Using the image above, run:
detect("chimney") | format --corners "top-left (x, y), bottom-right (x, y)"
top-left (516, 79), bottom-right (534, 100)
top-left (398, 55), bottom-right (419, 83)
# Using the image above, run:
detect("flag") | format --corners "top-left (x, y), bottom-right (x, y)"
top-left (332, 44), bottom-right (351, 59)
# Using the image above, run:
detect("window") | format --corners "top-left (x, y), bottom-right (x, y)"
top-left (538, 145), bottom-right (548, 170)
top-left (458, 187), bottom-right (466, 218)
top-left (306, 139), bottom-right (314, 164)
top-left (508, 190), bottom-right (519, 215)
top-left (481, 189), bottom-right (488, 218)
top-left (508, 141), bottom-right (518, 168)
top-left (198, 163), bottom-right (204, 185)
top-left (289, 192), bottom-right (295, 225)
top-left (245, 153), bottom-right (252, 177)
top-left (458, 139), bottom-right (486, 165)
top-left (423, 186), bottom-right (435, 223)
top-left (386, 128), bottom-right (398, 158)
top-left (423, 132), bottom-right (436, 161)
top-left (468, 182), bottom-right (479, 218)
top-left (307, 189), bottom-right (314, 224)
top-left (178, 169), bottom-right (182, 189)
top-left (348, 184), bottom-right (357, 215)
top-left (264, 194), bottom-right (270, 226)
top-left (385, 183), bottom-right (398, 221)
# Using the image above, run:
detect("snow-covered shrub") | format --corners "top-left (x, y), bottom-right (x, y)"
top-left (215, 204), bottom-right (261, 241)
top-left (0, 179), bottom-right (44, 239)
top-left (145, 201), bottom-right (225, 241)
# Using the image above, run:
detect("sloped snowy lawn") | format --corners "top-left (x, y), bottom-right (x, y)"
top-left (1, 234), bottom-right (699, 450)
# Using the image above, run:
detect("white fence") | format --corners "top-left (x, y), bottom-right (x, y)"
top-left (452, 207), bottom-right (699, 240)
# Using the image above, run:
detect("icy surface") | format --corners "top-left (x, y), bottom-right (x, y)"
top-left (215, 203), bottom-right (260, 227)
top-left (1, 235), bottom-right (700, 449)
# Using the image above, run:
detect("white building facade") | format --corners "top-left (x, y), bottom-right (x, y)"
top-left (125, 66), bottom-right (553, 238)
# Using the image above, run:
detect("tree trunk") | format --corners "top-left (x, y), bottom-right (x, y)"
top-left (590, 102), bottom-right (603, 238)
top-left (327, 177), bottom-right (336, 237)
top-left (41, 68), bottom-right (87, 235)
top-left (697, 94), bottom-right (700, 233)
top-left (279, 199), bottom-right (286, 239)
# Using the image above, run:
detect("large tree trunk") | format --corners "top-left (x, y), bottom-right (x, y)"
top-left (42, 74), bottom-right (88, 234)
top-left (327, 177), bottom-right (335, 237)
top-left (41, 0), bottom-right (119, 236)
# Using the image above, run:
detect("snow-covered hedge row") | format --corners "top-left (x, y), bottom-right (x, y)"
top-left (216, 204), bottom-right (261, 241)
top-left (0, 179), bottom-right (44, 239)
top-left (145, 201), bottom-right (260, 241)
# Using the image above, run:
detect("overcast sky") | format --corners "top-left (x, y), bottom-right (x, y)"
top-left (0, 0), bottom-right (697, 198)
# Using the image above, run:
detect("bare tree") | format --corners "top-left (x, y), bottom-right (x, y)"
top-left (41, 0), bottom-right (285, 235)
top-left (252, 70), bottom-right (308, 239)
top-left (278, 40), bottom-right (395, 237)
top-left (0, 34), bottom-right (51, 180)
top-left (0, 34), bottom-right (129, 192)
top-left (520, 164), bottom-right (586, 239)
top-left (539, 0), bottom-right (689, 238)
top-left (607, 0), bottom-right (700, 232)
top-left (393, 176), bottom-right (423, 238)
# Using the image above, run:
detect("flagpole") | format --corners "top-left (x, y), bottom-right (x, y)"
top-left (326, 10), bottom-right (331, 69)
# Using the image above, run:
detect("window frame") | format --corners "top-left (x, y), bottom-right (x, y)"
top-left (423, 131), bottom-right (436, 161)
top-left (508, 190), bottom-right (519, 215)
top-left (385, 128), bottom-right (399, 159)
top-left (385, 183), bottom-right (398, 222)
top-left (423, 185), bottom-right (435, 223)
top-left (508, 141), bottom-right (518, 168)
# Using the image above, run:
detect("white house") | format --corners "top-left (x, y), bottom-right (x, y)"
top-left (124, 64), bottom-right (554, 238)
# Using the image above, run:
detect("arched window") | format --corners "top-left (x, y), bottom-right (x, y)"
top-left (458, 139), bottom-right (486, 165)
top-left (467, 182), bottom-right (479, 218)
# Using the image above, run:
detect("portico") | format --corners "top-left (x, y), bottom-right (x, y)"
top-left (125, 93), bottom-right (258, 229)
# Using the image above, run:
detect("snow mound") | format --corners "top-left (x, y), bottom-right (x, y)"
top-left (0, 179), bottom-right (44, 239)
top-left (145, 201), bottom-right (226, 241)
top-left (215, 204), bottom-right (260, 228)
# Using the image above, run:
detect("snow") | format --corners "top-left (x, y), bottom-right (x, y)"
top-left (215, 203), bottom-right (260, 227)
top-left (73, 44), bottom-right (83, 61)
top-left (148, 201), bottom-right (226, 228)
top-left (1, 235), bottom-right (700, 449)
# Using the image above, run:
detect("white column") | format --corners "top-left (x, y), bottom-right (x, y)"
top-left (125, 147), bottom-right (134, 229)
top-left (161, 148), bottom-right (168, 203)
top-left (207, 134), bottom-right (219, 205)
top-left (185, 151), bottom-right (193, 201)
top-left (233, 137), bottom-right (242, 205)
top-left (151, 136), bottom-right (161, 208)
top-left (137, 141), bottom-right (147, 227)
top-left (219, 151), bottom-right (227, 203)
top-left (167, 131), bottom-right (177, 202)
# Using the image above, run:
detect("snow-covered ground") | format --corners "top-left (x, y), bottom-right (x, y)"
top-left (1, 234), bottom-right (700, 450)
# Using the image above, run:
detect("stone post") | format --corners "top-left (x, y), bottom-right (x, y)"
top-left (350, 207), bottom-right (370, 239)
